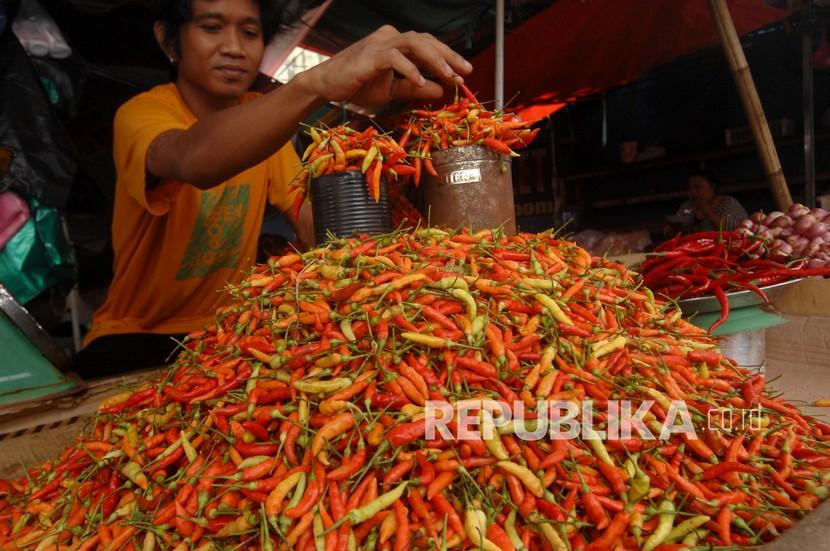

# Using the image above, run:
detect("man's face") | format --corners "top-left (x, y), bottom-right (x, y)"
top-left (177, 0), bottom-right (264, 100)
top-left (688, 176), bottom-right (715, 202)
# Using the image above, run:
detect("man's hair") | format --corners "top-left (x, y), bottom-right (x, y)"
top-left (149, 0), bottom-right (322, 56)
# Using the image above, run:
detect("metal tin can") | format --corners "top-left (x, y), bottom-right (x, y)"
top-left (719, 329), bottom-right (765, 374)
top-left (423, 145), bottom-right (516, 235)
top-left (309, 171), bottom-right (392, 245)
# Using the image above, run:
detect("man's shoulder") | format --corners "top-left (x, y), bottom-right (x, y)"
top-left (116, 83), bottom-right (187, 122)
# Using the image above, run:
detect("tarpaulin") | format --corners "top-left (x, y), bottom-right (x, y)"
top-left (0, 199), bottom-right (75, 304)
top-left (466, 0), bottom-right (791, 119)
top-left (0, 26), bottom-right (76, 208)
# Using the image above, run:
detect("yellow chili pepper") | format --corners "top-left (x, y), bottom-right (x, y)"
top-left (480, 410), bottom-right (509, 460)
top-left (591, 336), bottom-right (627, 358)
top-left (666, 515), bottom-right (710, 543)
top-left (361, 145), bottom-right (378, 173)
top-left (401, 332), bottom-right (452, 348)
top-left (293, 378), bottom-right (352, 394)
top-left (533, 293), bottom-right (574, 326)
top-left (529, 512), bottom-right (567, 551)
top-left (463, 509), bottom-right (501, 551)
top-left (120, 461), bottom-right (148, 490)
top-left (496, 461), bottom-right (543, 497)
top-left (642, 500), bottom-right (675, 551)
top-left (449, 288), bottom-right (477, 320)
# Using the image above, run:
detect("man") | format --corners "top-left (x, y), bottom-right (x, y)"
top-left (74, 0), bottom-right (472, 376)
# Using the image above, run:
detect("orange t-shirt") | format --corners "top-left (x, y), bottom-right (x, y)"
top-left (84, 83), bottom-right (301, 346)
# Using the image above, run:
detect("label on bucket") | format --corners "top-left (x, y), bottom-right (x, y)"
top-left (445, 168), bottom-right (481, 185)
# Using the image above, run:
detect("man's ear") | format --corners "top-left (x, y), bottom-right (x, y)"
top-left (154, 21), bottom-right (177, 63)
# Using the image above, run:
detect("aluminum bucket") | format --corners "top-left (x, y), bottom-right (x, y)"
top-left (310, 171), bottom-right (392, 245)
top-left (719, 329), bottom-right (766, 374)
top-left (423, 145), bottom-right (516, 235)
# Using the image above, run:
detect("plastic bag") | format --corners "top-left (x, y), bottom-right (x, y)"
top-left (570, 229), bottom-right (652, 257)
top-left (0, 198), bottom-right (75, 304)
top-left (0, 191), bottom-right (31, 248)
top-left (595, 230), bottom-right (652, 257)
top-left (0, 28), bottom-right (76, 208)
top-left (569, 229), bottom-right (605, 253)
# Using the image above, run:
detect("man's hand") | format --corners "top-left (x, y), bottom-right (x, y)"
top-left (300, 26), bottom-right (473, 107)
top-left (292, 199), bottom-right (315, 251)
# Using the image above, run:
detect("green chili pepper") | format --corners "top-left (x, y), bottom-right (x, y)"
top-left (582, 426), bottom-right (614, 467)
top-left (529, 250), bottom-right (544, 275)
top-left (806, 480), bottom-right (830, 500)
top-left (449, 288), bottom-right (477, 320)
top-left (120, 461), bottom-right (149, 490)
top-left (313, 514), bottom-right (326, 551)
top-left (533, 293), bottom-right (574, 326)
top-left (13, 513), bottom-right (30, 535)
top-left (236, 455), bottom-right (270, 470)
top-left (666, 515), bottom-right (710, 543)
top-left (681, 528), bottom-right (708, 545)
top-left (470, 316), bottom-right (488, 339)
top-left (631, 509), bottom-right (644, 547)
top-left (345, 482), bottom-right (408, 526)
top-left (429, 276), bottom-right (469, 290)
top-left (340, 318), bottom-right (356, 342)
top-left (293, 377), bottom-right (352, 394)
top-left (278, 472), bottom-right (307, 532)
top-left (497, 419), bottom-right (539, 435)
top-left (180, 431), bottom-right (198, 464)
top-left (504, 510), bottom-right (528, 551)
top-left (627, 457), bottom-right (650, 504)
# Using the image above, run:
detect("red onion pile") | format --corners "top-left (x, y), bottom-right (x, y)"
top-left (737, 203), bottom-right (830, 268)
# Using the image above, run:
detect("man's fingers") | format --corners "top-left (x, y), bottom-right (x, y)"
top-left (391, 32), bottom-right (469, 84)
top-left (417, 33), bottom-right (473, 77)
top-left (383, 49), bottom-right (427, 88)
top-left (390, 78), bottom-right (444, 101)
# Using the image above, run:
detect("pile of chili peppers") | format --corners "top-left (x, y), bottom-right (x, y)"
top-left (289, 124), bottom-right (412, 218)
top-left (2, 228), bottom-right (830, 550)
top-left (402, 85), bottom-right (540, 186)
top-left (640, 230), bottom-right (830, 333)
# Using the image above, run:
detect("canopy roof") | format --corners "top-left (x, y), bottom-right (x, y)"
top-left (465, 0), bottom-right (792, 119)
top-left (305, 0), bottom-right (793, 120)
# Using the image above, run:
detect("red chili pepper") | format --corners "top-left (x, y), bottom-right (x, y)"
top-left (595, 461), bottom-right (627, 496)
top-left (414, 450), bottom-right (435, 485)
top-left (701, 461), bottom-right (760, 481)
top-left (383, 458), bottom-right (415, 485)
top-left (432, 493), bottom-right (465, 537)
top-left (234, 441), bottom-right (280, 458)
top-left (388, 421), bottom-right (427, 448)
top-left (585, 510), bottom-right (630, 551)
top-left (283, 477), bottom-right (320, 519)
top-left (581, 492), bottom-right (609, 529)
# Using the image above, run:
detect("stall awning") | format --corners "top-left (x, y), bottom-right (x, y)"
top-left (465, 0), bottom-right (792, 119)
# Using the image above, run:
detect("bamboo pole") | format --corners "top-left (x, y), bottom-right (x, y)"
top-left (803, 0), bottom-right (816, 208)
top-left (708, 0), bottom-right (793, 210)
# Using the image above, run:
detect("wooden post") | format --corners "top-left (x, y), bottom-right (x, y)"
top-left (803, 0), bottom-right (816, 208)
top-left (709, 0), bottom-right (793, 210)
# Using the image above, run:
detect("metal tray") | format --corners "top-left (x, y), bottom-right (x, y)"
top-left (674, 278), bottom-right (803, 315)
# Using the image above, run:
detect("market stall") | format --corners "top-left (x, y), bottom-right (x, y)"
top-left (1, 89), bottom-right (830, 551)
top-left (3, 1), bottom-right (830, 550)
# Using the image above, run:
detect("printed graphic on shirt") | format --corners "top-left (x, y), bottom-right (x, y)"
top-left (176, 184), bottom-right (250, 280)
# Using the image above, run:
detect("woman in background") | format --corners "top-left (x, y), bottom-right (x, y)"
top-left (672, 170), bottom-right (748, 233)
